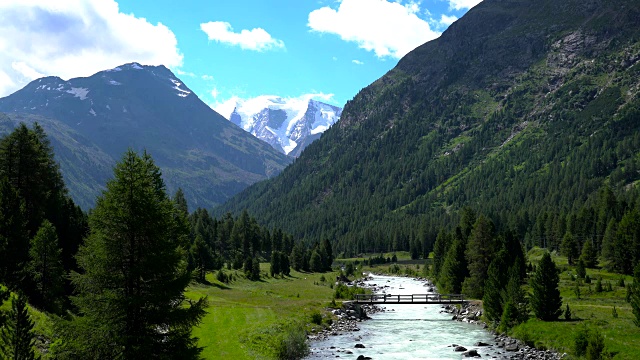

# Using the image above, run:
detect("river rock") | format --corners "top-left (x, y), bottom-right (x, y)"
top-left (462, 349), bottom-right (481, 357)
top-left (356, 356), bottom-right (372, 360)
top-left (355, 344), bottom-right (365, 348)
top-left (505, 343), bottom-right (519, 351)
top-left (454, 346), bottom-right (467, 352)
top-left (474, 341), bottom-right (490, 347)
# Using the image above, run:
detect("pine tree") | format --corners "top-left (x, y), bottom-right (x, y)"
top-left (270, 251), bottom-right (281, 277)
top-left (576, 259), bottom-right (586, 279)
top-left (309, 250), bottom-right (323, 272)
top-left (439, 238), bottom-right (467, 294)
top-left (432, 228), bottom-right (451, 280)
top-left (564, 304), bottom-right (571, 320)
top-left (632, 264), bottom-right (640, 327)
top-left (464, 215), bottom-right (497, 298)
top-left (280, 251), bottom-right (290, 276)
top-left (27, 220), bottom-right (64, 310)
top-left (0, 177), bottom-right (28, 287)
top-left (580, 241), bottom-right (597, 268)
top-left (190, 235), bottom-right (214, 282)
top-left (561, 232), bottom-right (579, 265)
top-left (62, 150), bottom-right (206, 359)
top-left (483, 249), bottom-right (509, 323)
top-left (530, 252), bottom-right (562, 321)
top-left (505, 262), bottom-right (529, 324)
top-left (0, 293), bottom-right (37, 360)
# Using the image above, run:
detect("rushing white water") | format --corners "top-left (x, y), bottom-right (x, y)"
top-left (308, 274), bottom-right (500, 359)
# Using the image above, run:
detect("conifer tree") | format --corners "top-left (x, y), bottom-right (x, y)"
top-left (530, 252), bottom-right (562, 321)
top-left (27, 220), bottom-right (64, 310)
top-left (432, 228), bottom-right (450, 280)
top-left (270, 251), bottom-right (281, 277)
top-left (62, 150), bottom-right (206, 359)
top-left (464, 214), bottom-right (496, 298)
top-left (439, 238), bottom-right (467, 294)
top-left (0, 293), bottom-right (37, 360)
top-left (0, 178), bottom-right (28, 287)
top-left (561, 232), bottom-right (579, 265)
top-left (580, 241), bottom-right (597, 268)
top-left (280, 251), bottom-right (291, 276)
top-left (632, 264), bottom-right (640, 327)
top-left (190, 235), bottom-right (214, 282)
top-left (483, 249), bottom-right (509, 323)
top-left (504, 263), bottom-right (529, 325)
top-left (309, 250), bottom-right (323, 272)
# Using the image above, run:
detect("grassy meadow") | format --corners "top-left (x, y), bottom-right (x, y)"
top-left (511, 248), bottom-right (640, 359)
top-left (185, 264), bottom-right (340, 359)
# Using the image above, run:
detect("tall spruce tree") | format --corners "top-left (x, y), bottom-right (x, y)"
top-left (530, 252), bottom-right (562, 321)
top-left (0, 293), bottom-right (37, 360)
top-left (439, 238), bottom-right (467, 294)
top-left (561, 232), bottom-right (579, 265)
top-left (0, 177), bottom-right (28, 287)
top-left (483, 249), bottom-right (509, 323)
top-left (632, 264), bottom-right (640, 327)
top-left (464, 214), bottom-right (497, 298)
top-left (432, 228), bottom-right (451, 280)
top-left (27, 220), bottom-right (64, 310)
top-left (62, 150), bottom-right (206, 359)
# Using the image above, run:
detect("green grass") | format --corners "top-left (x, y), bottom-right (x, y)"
top-left (186, 265), bottom-right (340, 359)
top-left (508, 248), bottom-right (640, 359)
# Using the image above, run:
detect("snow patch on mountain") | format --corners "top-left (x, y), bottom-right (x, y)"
top-left (170, 79), bottom-right (191, 98)
top-left (215, 94), bottom-right (342, 156)
top-left (66, 87), bottom-right (89, 100)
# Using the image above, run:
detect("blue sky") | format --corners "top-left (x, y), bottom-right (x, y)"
top-left (0, 0), bottom-right (482, 110)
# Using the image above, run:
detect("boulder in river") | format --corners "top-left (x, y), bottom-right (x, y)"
top-left (454, 346), bottom-right (468, 352)
top-left (355, 343), bottom-right (365, 348)
top-left (462, 349), bottom-right (481, 357)
top-left (474, 341), bottom-right (490, 347)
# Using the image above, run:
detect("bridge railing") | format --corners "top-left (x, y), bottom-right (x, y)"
top-left (354, 293), bottom-right (465, 304)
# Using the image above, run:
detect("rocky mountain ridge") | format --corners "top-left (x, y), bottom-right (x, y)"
top-left (0, 63), bottom-right (292, 209)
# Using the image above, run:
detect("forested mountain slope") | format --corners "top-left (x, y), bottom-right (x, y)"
top-left (217, 0), bottom-right (640, 255)
top-left (0, 63), bottom-right (291, 209)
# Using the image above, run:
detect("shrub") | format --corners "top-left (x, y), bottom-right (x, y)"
top-left (333, 284), bottom-right (365, 300)
top-left (310, 312), bottom-right (322, 325)
top-left (216, 269), bottom-right (228, 283)
top-left (564, 304), bottom-right (572, 320)
top-left (585, 274), bottom-right (591, 284)
top-left (595, 278), bottom-right (603, 293)
top-left (275, 325), bottom-right (309, 360)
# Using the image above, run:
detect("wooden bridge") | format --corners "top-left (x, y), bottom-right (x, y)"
top-left (354, 293), bottom-right (465, 305)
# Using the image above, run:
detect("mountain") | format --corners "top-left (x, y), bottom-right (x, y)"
top-left (0, 63), bottom-right (292, 209)
top-left (216, 0), bottom-right (640, 254)
top-left (217, 96), bottom-right (342, 156)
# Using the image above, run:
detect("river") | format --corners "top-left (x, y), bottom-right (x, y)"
top-left (307, 274), bottom-right (500, 359)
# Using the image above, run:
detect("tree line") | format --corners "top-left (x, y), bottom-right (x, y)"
top-left (0, 123), bottom-right (338, 359)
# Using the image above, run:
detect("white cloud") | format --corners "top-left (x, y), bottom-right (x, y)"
top-left (201, 74), bottom-right (215, 81)
top-left (210, 87), bottom-right (219, 99)
top-left (11, 62), bottom-right (44, 80)
top-left (332, 56), bottom-right (338, 61)
top-left (308, 0), bottom-right (440, 59)
top-left (352, 59), bottom-right (363, 65)
top-left (0, 0), bottom-right (183, 97)
top-left (200, 21), bottom-right (285, 52)
top-left (211, 96), bottom-right (241, 119)
top-left (448, 0), bottom-right (483, 11)
top-left (439, 14), bottom-right (458, 26)
top-left (175, 69), bottom-right (196, 77)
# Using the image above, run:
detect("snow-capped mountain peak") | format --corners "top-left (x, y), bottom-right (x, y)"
top-left (217, 95), bottom-right (342, 156)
